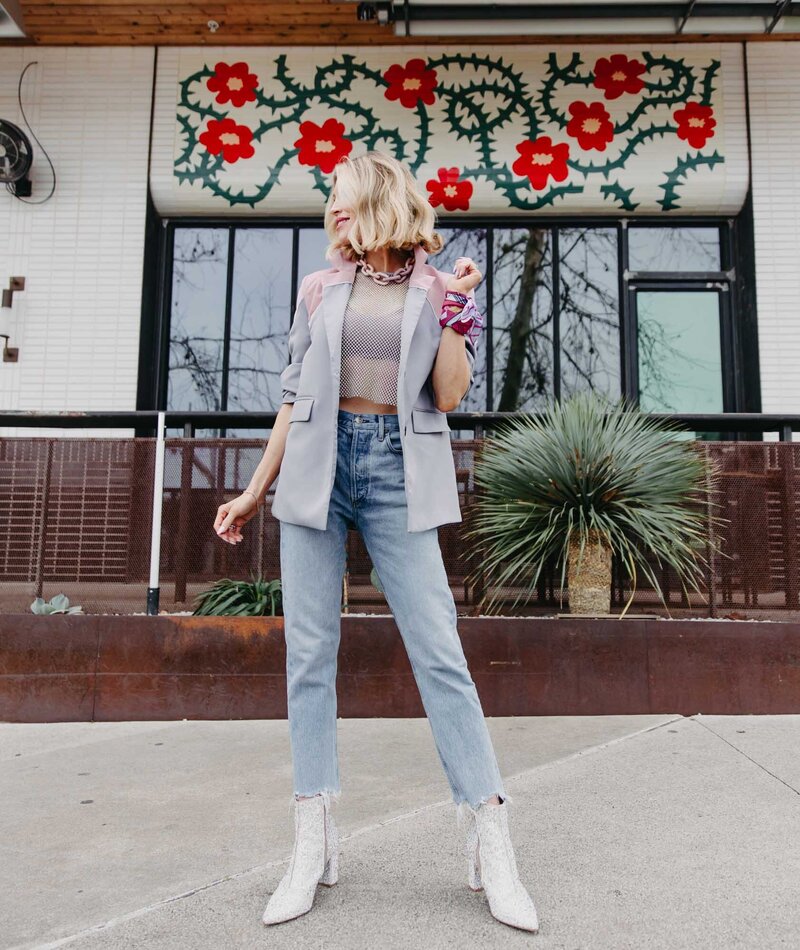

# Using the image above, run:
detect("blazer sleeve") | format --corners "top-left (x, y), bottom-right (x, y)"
top-left (280, 275), bottom-right (312, 405)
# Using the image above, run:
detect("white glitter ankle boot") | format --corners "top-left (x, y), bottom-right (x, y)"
top-left (459, 798), bottom-right (539, 934)
top-left (262, 791), bottom-right (339, 926)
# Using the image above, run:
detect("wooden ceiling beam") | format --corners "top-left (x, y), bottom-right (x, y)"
top-left (6, 0), bottom-right (800, 48)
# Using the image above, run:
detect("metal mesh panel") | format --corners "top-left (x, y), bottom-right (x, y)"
top-left (0, 438), bottom-right (154, 614)
top-left (3, 436), bottom-right (800, 618)
top-left (160, 438), bottom-right (280, 612)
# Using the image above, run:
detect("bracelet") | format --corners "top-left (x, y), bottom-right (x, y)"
top-left (242, 489), bottom-right (261, 511)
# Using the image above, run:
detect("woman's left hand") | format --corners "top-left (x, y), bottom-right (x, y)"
top-left (446, 257), bottom-right (483, 295)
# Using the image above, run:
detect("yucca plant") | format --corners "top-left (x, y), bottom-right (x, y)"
top-left (464, 392), bottom-right (724, 617)
top-left (192, 573), bottom-right (283, 616)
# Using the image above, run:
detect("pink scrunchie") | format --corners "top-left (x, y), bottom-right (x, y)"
top-left (440, 295), bottom-right (485, 346)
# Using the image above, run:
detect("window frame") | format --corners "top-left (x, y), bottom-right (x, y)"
top-left (621, 219), bottom-right (737, 412)
top-left (146, 212), bottom-right (752, 427)
top-left (627, 282), bottom-right (734, 413)
top-left (157, 218), bottom-right (318, 436)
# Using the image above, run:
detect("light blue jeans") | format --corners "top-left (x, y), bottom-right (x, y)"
top-left (279, 408), bottom-right (510, 811)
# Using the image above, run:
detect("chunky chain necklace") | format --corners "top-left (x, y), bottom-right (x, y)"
top-left (355, 253), bottom-right (414, 285)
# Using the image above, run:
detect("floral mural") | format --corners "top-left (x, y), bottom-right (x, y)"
top-left (161, 44), bottom-right (747, 216)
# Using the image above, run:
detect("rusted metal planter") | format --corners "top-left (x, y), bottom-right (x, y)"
top-left (1, 614), bottom-right (799, 722)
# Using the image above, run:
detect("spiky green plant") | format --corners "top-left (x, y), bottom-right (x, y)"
top-left (192, 573), bottom-right (283, 616)
top-left (464, 392), bottom-right (724, 616)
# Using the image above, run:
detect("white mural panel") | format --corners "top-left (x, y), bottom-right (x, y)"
top-left (150, 43), bottom-right (748, 216)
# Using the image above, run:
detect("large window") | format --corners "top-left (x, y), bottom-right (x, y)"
top-left (157, 219), bottom-right (741, 436)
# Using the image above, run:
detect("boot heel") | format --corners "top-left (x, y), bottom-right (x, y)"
top-left (319, 851), bottom-right (338, 886)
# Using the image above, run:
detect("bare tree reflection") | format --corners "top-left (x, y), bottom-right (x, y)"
top-left (629, 227), bottom-right (720, 272)
top-left (169, 229), bottom-right (228, 412)
top-left (559, 228), bottom-right (620, 399)
top-left (496, 229), bottom-right (551, 411)
top-left (227, 229), bottom-right (291, 420)
top-left (168, 229), bottom-right (293, 439)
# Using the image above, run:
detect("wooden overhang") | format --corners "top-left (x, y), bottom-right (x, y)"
top-left (2, 0), bottom-right (800, 47)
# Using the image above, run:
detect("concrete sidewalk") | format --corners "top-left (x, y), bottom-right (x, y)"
top-left (2, 713), bottom-right (798, 949)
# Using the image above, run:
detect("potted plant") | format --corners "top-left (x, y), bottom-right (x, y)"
top-left (464, 392), bottom-right (723, 616)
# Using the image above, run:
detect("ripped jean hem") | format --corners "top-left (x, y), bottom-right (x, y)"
top-left (287, 788), bottom-right (342, 815)
top-left (454, 790), bottom-right (514, 829)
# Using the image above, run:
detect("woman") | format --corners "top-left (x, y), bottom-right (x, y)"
top-left (212, 152), bottom-right (539, 934)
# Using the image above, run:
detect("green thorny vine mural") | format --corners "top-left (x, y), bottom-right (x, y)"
top-left (174, 50), bottom-right (723, 213)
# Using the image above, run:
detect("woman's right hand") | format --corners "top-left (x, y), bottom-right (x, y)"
top-left (213, 492), bottom-right (260, 545)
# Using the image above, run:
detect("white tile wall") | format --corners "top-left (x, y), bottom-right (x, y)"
top-left (0, 46), bottom-right (154, 436)
top-left (746, 42), bottom-right (800, 417)
top-left (0, 41), bottom-right (797, 433)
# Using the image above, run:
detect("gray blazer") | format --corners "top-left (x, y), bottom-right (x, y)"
top-left (271, 243), bottom-right (477, 532)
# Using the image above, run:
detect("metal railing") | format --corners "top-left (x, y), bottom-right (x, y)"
top-left (2, 409), bottom-right (800, 441)
top-left (3, 410), bottom-right (800, 618)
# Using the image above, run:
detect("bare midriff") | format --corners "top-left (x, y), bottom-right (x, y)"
top-left (339, 396), bottom-right (398, 414)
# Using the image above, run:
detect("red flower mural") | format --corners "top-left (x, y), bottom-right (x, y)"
top-left (383, 58), bottom-right (438, 108)
top-left (673, 101), bottom-right (716, 149)
top-left (512, 136), bottom-right (571, 191)
top-left (206, 61), bottom-right (259, 108)
top-left (426, 167), bottom-right (473, 211)
top-left (198, 117), bottom-right (255, 163)
top-left (592, 54), bottom-right (646, 100)
top-left (566, 101), bottom-right (614, 152)
top-left (293, 118), bottom-right (353, 174)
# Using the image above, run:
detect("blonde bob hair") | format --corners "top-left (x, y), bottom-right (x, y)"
top-left (324, 151), bottom-right (445, 263)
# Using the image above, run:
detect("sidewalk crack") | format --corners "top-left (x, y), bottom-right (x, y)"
top-left (690, 716), bottom-right (800, 797)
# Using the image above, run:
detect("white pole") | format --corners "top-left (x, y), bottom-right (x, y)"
top-left (147, 410), bottom-right (166, 615)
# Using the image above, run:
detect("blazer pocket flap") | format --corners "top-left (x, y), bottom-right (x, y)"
top-left (290, 396), bottom-right (315, 422)
top-left (411, 407), bottom-right (450, 433)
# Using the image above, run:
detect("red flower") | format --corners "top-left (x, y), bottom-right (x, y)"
top-left (383, 58), bottom-right (438, 108)
top-left (512, 136), bottom-right (571, 191)
top-left (198, 117), bottom-right (255, 163)
top-left (592, 54), bottom-right (646, 100)
top-left (673, 101), bottom-right (716, 149)
top-left (206, 61), bottom-right (259, 108)
top-left (426, 167), bottom-right (473, 211)
top-left (293, 118), bottom-right (353, 174)
top-left (566, 101), bottom-right (614, 152)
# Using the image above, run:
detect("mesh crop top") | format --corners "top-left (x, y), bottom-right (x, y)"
top-left (339, 267), bottom-right (409, 405)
